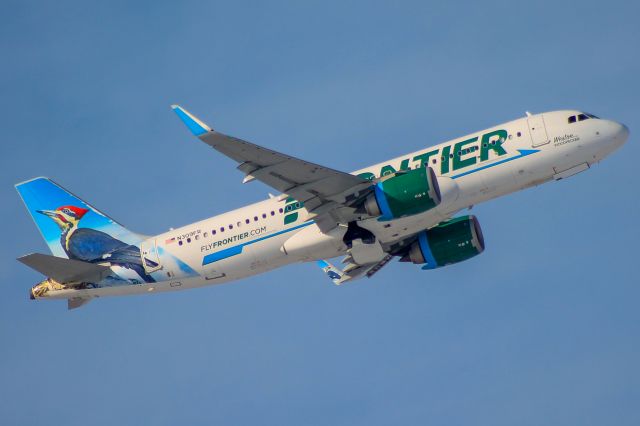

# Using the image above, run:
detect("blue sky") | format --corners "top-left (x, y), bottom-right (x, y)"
top-left (1, 1), bottom-right (639, 425)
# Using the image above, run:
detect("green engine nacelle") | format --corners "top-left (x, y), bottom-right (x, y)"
top-left (406, 215), bottom-right (485, 269)
top-left (364, 167), bottom-right (441, 221)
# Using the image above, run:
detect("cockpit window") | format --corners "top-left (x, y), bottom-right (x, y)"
top-left (569, 112), bottom-right (599, 124)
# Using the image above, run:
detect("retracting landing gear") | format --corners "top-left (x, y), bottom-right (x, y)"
top-left (341, 221), bottom-right (387, 267)
top-left (342, 221), bottom-right (376, 248)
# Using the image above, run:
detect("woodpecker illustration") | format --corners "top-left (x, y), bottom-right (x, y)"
top-left (37, 205), bottom-right (155, 283)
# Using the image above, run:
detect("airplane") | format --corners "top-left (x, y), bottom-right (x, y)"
top-left (15, 106), bottom-right (629, 309)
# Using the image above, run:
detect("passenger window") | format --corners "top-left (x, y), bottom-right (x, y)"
top-left (245, 219), bottom-right (250, 224)
top-left (262, 213), bottom-right (267, 219)
top-left (178, 240), bottom-right (183, 246)
top-left (279, 208), bottom-right (283, 213)
top-left (187, 238), bottom-right (191, 243)
top-left (220, 227), bottom-right (225, 232)
top-left (254, 216), bottom-right (258, 221)
top-left (270, 211), bottom-right (275, 216)
top-left (229, 224), bottom-right (233, 230)
top-left (212, 230), bottom-right (216, 235)
top-left (517, 132), bottom-right (522, 137)
top-left (568, 116), bottom-right (577, 123)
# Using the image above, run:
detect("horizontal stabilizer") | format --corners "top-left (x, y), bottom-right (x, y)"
top-left (18, 253), bottom-right (111, 284)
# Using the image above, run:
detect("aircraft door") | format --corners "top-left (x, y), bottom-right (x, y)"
top-left (140, 239), bottom-right (162, 273)
top-left (528, 115), bottom-right (549, 147)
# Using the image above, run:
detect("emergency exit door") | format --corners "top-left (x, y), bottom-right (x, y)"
top-left (528, 115), bottom-right (549, 147)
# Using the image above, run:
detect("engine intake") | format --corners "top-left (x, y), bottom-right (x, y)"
top-left (364, 167), bottom-right (441, 220)
top-left (405, 215), bottom-right (485, 269)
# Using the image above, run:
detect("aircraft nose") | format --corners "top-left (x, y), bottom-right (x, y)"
top-left (617, 123), bottom-right (630, 144)
top-left (609, 121), bottom-right (630, 149)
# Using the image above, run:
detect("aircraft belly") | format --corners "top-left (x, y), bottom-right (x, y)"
top-left (281, 224), bottom-right (347, 261)
top-left (199, 230), bottom-right (301, 280)
top-left (249, 232), bottom-right (300, 271)
top-left (512, 147), bottom-right (558, 189)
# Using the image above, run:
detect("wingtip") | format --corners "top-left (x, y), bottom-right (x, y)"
top-left (316, 259), bottom-right (345, 285)
top-left (171, 104), bottom-right (212, 137)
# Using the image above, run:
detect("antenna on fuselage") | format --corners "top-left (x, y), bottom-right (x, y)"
top-left (525, 111), bottom-right (533, 117)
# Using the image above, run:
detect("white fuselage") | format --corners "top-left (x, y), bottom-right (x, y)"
top-left (48, 110), bottom-right (629, 300)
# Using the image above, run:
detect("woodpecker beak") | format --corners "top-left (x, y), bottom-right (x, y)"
top-left (37, 209), bottom-right (68, 223)
top-left (36, 210), bottom-right (69, 223)
top-left (37, 209), bottom-right (57, 218)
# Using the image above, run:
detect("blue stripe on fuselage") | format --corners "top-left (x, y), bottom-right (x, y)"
top-left (202, 221), bottom-right (314, 265)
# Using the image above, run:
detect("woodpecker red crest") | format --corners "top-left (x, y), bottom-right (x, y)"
top-left (57, 205), bottom-right (89, 219)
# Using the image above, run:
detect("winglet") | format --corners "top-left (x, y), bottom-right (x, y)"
top-left (171, 104), bottom-right (212, 136)
top-left (317, 260), bottom-right (346, 285)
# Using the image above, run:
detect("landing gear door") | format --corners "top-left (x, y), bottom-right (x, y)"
top-left (528, 115), bottom-right (549, 147)
top-left (140, 239), bottom-right (162, 273)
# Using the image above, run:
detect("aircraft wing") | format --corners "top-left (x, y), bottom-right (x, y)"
top-left (172, 105), bottom-right (374, 231)
top-left (317, 254), bottom-right (393, 285)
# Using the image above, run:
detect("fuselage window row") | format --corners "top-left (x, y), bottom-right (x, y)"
top-left (173, 207), bottom-right (288, 247)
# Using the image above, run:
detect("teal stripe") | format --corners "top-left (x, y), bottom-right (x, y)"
top-left (202, 221), bottom-right (313, 265)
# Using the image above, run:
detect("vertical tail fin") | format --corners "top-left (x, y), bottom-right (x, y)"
top-left (15, 177), bottom-right (144, 258)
